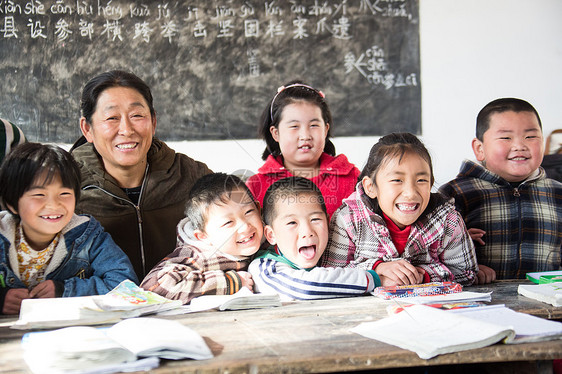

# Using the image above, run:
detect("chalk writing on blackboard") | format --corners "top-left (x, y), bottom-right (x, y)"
top-left (0, 0), bottom-right (421, 143)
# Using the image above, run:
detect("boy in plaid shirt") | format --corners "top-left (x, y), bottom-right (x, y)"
top-left (440, 98), bottom-right (562, 283)
top-left (140, 173), bottom-right (263, 304)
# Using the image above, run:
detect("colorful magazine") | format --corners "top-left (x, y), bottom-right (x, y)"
top-left (92, 280), bottom-right (182, 315)
top-left (371, 282), bottom-right (462, 300)
top-left (387, 301), bottom-right (487, 315)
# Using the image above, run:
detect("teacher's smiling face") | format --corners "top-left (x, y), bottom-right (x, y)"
top-left (80, 86), bottom-right (156, 185)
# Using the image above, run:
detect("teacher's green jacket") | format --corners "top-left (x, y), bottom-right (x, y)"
top-left (72, 138), bottom-right (212, 279)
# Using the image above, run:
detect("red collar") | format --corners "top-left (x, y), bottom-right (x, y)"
top-left (382, 212), bottom-right (411, 254)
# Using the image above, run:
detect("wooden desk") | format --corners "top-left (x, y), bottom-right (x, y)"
top-left (1, 280), bottom-right (561, 373)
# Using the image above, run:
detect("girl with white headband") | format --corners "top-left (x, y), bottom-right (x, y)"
top-left (246, 80), bottom-right (359, 217)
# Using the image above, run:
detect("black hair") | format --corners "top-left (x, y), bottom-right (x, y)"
top-left (476, 98), bottom-right (542, 141)
top-left (80, 70), bottom-right (156, 125)
top-left (258, 79), bottom-right (336, 160)
top-left (359, 133), bottom-right (446, 221)
top-left (0, 143), bottom-right (81, 215)
top-left (184, 173), bottom-right (258, 232)
top-left (262, 176), bottom-right (326, 226)
top-left (359, 133), bottom-right (435, 185)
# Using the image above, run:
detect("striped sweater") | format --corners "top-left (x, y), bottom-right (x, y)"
top-left (249, 247), bottom-right (380, 301)
top-left (0, 118), bottom-right (25, 163)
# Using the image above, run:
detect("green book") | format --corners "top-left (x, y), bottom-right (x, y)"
top-left (526, 270), bottom-right (562, 284)
top-left (538, 275), bottom-right (562, 284)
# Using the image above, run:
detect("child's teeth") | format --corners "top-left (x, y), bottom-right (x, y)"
top-left (397, 204), bottom-right (416, 211)
top-left (238, 234), bottom-right (253, 243)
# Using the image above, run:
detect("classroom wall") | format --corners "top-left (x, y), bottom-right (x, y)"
top-left (165, 0), bottom-right (562, 187)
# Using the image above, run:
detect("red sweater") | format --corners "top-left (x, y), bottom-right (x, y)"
top-left (374, 213), bottom-right (430, 283)
top-left (246, 153), bottom-right (360, 217)
top-left (383, 213), bottom-right (411, 255)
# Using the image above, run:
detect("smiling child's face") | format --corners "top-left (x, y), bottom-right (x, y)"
top-left (264, 192), bottom-right (328, 269)
top-left (195, 189), bottom-right (264, 257)
top-left (12, 172), bottom-right (75, 250)
top-left (472, 110), bottom-right (544, 182)
top-left (363, 152), bottom-right (432, 229)
top-left (270, 101), bottom-right (329, 172)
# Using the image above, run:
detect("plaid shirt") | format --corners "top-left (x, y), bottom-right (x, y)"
top-left (140, 244), bottom-right (250, 304)
top-left (321, 183), bottom-right (478, 286)
top-left (439, 160), bottom-right (562, 279)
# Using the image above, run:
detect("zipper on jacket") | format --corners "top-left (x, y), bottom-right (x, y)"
top-left (134, 204), bottom-right (145, 276)
top-left (82, 163), bottom-right (150, 277)
top-left (136, 164), bottom-right (149, 277)
top-left (513, 186), bottom-right (522, 278)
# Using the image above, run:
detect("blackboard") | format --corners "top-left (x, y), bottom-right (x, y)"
top-left (0, 0), bottom-right (420, 143)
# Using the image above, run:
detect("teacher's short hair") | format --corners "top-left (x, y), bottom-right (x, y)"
top-left (80, 70), bottom-right (156, 124)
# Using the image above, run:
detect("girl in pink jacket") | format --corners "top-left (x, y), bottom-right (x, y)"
top-left (322, 133), bottom-right (478, 286)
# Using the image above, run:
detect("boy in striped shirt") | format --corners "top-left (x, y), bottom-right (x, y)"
top-left (249, 177), bottom-right (385, 301)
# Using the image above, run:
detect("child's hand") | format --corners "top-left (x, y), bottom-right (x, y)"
top-left (3, 288), bottom-right (29, 315)
top-left (415, 266), bottom-right (426, 281)
top-left (237, 271), bottom-right (254, 292)
top-left (378, 274), bottom-right (397, 287)
top-left (468, 228), bottom-right (486, 245)
top-left (473, 264), bottom-right (496, 285)
top-left (29, 280), bottom-right (56, 299)
top-left (375, 260), bottom-right (424, 285)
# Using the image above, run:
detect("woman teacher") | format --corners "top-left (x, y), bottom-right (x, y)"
top-left (72, 70), bottom-right (212, 279)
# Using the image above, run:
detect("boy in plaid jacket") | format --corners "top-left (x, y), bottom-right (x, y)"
top-left (140, 173), bottom-right (264, 304)
top-left (440, 98), bottom-right (562, 282)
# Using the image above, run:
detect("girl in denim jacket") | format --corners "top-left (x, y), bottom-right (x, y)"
top-left (0, 143), bottom-right (137, 314)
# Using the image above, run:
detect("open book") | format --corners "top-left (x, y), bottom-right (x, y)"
top-left (370, 282), bottom-right (492, 304)
top-left (518, 283), bottom-right (562, 306)
top-left (12, 296), bottom-right (124, 330)
top-left (22, 317), bottom-right (213, 374)
top-left (371, 282), bottom-right (491, 305)
top-left (351, 304), bottom-right (562, 359)
top-left (12, 280), bottom-right (182, 330)
top-left (386, 301), bottom-right (488, 315)
top-left (451, 304), bottom-right (562, 343)
top-left (188, 287), bottom-right (282, 312)
top-left (396, 291), bottom-right (492, 305)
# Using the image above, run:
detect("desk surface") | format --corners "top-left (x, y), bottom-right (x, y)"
top-left (1, 280), bottom-right (561, 373)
